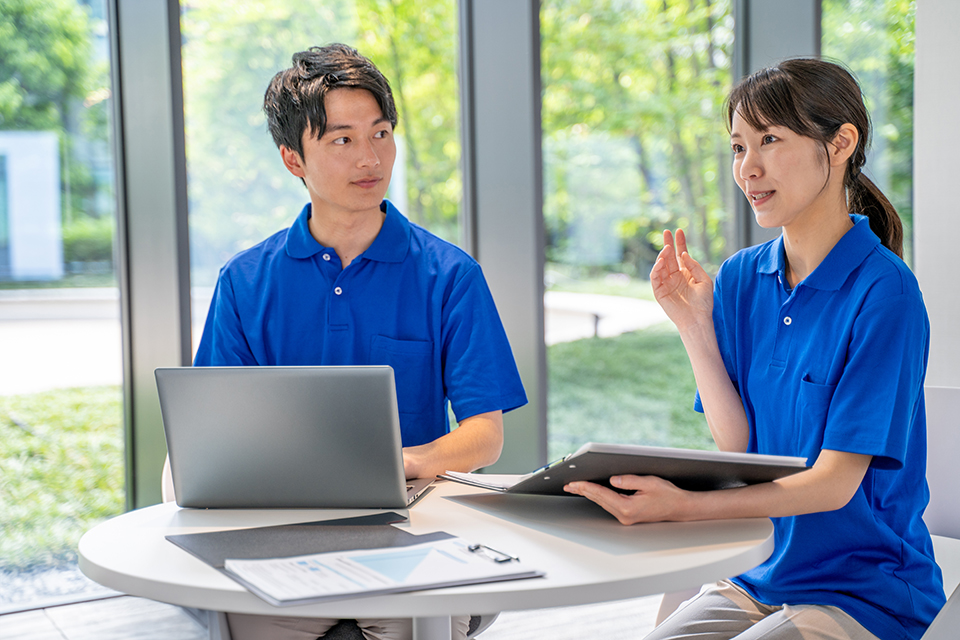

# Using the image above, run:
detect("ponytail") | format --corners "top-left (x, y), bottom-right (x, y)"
top-left (847, 171), bottom-right (903, 260)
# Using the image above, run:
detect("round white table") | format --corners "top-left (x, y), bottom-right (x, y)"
top-left (79, 481), bottom-right (774, 639)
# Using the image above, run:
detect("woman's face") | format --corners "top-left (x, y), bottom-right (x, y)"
top-left (730, 110), bottom-right (834, 230)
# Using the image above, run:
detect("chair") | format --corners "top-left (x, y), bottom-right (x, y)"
top-left (918, 386), bottom-right (960, 638)
top-left (161, 458), bottom-right (499, 639)
top-left (653, 386), bottom-right (960, 635)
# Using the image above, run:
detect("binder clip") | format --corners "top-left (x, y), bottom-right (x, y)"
top-left (468, 543), bottom-right (519, 563)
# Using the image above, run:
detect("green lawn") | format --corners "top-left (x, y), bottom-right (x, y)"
top-left (0, 386), bottom-right (124, 571)
top-left (548, 323), bottom-right (714, 461)
top-left (0, 324), bottom-right (712, 571)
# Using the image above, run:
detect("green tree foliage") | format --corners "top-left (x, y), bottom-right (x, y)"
top-left (182, 0), bottom-right (461, 285)
top-left (541, 0), bottom-right (734, 278)
top-left (822, 0), bottom-right (915, 264)
top-left (0, 0), bottom-right (90, 131)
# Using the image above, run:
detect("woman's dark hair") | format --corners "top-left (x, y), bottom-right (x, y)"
top-left (725, 58), bottom-right (903, 258)
top-left (263, 43), bottom-right (398, 159)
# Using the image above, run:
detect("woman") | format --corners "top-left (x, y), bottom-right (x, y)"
top-left (564, 58), bottom-right (945, 639)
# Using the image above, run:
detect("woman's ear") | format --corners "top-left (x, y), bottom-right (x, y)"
top-left (829, 123), bottom-right (859, 168)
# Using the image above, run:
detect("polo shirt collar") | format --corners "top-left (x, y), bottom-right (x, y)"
top-left (759, 214), bottom-right (881, 291)
top-left (284, 200), bottom-right (411, 263)
top-left (758, 237), bottom-right (783, 276)
top-left (362, 200), bottom-right (410, 263)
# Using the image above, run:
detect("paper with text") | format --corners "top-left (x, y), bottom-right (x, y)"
top-left (223, 537), bottom-right (541, 605)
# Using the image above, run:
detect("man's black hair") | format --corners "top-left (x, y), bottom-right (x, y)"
top-left (263, 43), bottom-right (398, 158)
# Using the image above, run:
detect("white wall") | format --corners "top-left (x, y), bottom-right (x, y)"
top-left (914, 0), bottom-right (960, 387)
top-left (0, 131), bottom-right (62, 280)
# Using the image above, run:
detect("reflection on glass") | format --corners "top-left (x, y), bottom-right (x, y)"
top-left (541, 0), bottom-right (733, 460)
top-left (180, 0), bottom-right (462, 352)
top-left (0, 0), bottom-right (124, 612)
top-left (822, 0), bottom-right (915, 265)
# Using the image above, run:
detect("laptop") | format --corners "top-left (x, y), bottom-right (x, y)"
top-left (155, 366), bottom-right (433, 509)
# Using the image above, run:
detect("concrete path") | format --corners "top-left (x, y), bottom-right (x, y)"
top-left (0, 288), bottom-right (669, 396)
top-left (544, 290), bottom-right (668, 345)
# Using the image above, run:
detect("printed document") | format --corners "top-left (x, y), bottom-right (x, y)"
top-left (223, 536), bottom-right (542, 606)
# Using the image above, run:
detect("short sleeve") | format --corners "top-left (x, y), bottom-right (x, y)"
top-left (193, 270), bottom-right (258, 367)
top-left (439, 264), bottom-right (527, 422)
top-left (822, 292), bottom-right (929, 469)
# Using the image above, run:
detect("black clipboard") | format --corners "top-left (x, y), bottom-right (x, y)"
top-left (165, 512), bottom-right (452, 569)
top-left (441, 442), bottom-right (810, 495)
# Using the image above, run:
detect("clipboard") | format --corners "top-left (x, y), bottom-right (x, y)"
top-left (440, 442), bottom-right (810, 495)
top-left (165, 512), bottom-right (446, 569)
top-left (165, 513), bottom-right (542, 606)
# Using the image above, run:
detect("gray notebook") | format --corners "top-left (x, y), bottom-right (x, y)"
top-left (155, 366), bottom-right (432, 509)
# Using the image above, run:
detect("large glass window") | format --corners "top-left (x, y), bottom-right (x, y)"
top-left (0, 0), bottom-right (123, 613)
top-left (822, 0), bottom-right (915, 265)
top-left (180, 0), bottom-right (462, 352)
top-left (541, 0), bottom-right (733, 460)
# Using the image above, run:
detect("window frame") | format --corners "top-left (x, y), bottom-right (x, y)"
top-left (109, 0), bottom-right (851, 499)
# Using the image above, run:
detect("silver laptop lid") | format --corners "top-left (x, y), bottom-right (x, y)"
top-left (155, 366), bottom-right (409, 509)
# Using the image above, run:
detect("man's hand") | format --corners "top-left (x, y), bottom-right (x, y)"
top-left (402, 411), bottom-right (503, 479)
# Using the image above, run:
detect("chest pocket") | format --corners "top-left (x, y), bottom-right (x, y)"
top-left (796, 375), bottom-right (836, 461)
top-left (371, 335), bottom-right (434, 416)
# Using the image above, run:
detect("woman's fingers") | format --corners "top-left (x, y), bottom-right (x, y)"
top-left (564, 481), bottom-right (638, 525)
top-left (674, 228), bottom-right (689, 259)
top-left (680, 250), bottom-right (711, 284)
top-left (564, 476), bottom-right (681, 525)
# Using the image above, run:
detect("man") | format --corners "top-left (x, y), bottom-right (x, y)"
top-left (193, 44), bottom-right (527, 640)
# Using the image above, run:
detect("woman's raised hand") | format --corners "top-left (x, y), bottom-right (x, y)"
top-left (649, 229), bottom-right (714, 332)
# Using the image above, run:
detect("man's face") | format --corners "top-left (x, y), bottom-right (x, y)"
top-left (280, 87), bottom-right (396, 221)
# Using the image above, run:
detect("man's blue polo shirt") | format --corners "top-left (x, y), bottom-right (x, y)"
top-left (696, 215), bottom-right (944, 639)
top-left (194, 200), bottom-right (527, 447)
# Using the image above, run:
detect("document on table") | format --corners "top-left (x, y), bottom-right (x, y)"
top-left (439, 472), bottom-right (523, 491)
top-left (223, 536), bottom-right (543, 607)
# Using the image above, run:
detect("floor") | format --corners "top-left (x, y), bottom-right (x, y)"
top-left (0, 593), bottom-right (662, 640)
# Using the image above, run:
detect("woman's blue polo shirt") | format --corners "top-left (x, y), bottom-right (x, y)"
top-left (194, 200), bottom-right (527, 447)
top-left (696, 215), bottom-right (944, 639)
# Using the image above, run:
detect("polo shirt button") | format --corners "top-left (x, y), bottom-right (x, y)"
top-left (334, 287), bottom-right (343, 295)
top-left (783, 316), bottom-right (792, 325)
top-left (322, 253), bottom-right (331, 261)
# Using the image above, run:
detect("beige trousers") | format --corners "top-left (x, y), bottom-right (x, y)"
top-left (646, 580), bottom-right (881, 640)
top-left (226, 613), bottom-right (470, 640)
